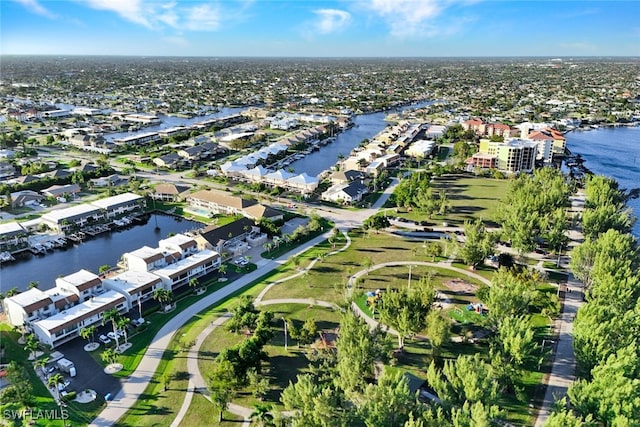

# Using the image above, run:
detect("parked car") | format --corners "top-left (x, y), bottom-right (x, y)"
top-left (99, 335), bottom-right (112, 345)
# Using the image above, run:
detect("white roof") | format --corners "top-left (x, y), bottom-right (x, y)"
top-left (103, 270), bottom-right (162, 294)
top-left (153, 250), bottom-right (219, 279)
top-left (220, 161), bottom-right (246, 173)
top-left (90, 192), bottom-right (142, 209)
top-left (159, 233), bottom-right (196, 249)
top-left (244, 166), bottom-right (270, 178)
top-left (265, 170), bottom-right (295, 181)
top-left (5, 288), bottom-right (51, 308)
top-left (287, 173), bottom-right (319, 185)
top-left (0, 221), bottom-right (25, 235)
top-left (33, 290), bottom-right (125, 333)
top-left (42, 204), bottom-right (102, 223)
top-left (56, 269), bottom-right (100, 288)
top-left (126, 245), bottom-right (161, 260)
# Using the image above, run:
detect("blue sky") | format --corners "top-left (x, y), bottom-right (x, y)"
top-left (2, 0), bottom-right (639, 57)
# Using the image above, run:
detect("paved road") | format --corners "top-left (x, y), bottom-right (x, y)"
top-left (534, 192), bottom-right (586, 426)
top-left (89, 232), bottom-right (331, 427)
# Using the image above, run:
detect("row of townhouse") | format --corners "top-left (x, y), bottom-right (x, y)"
top-left (3, 233), bottom-right (222, 348)
top-left (153, 141), bottom-right (223, 169)
top-left (40, 192), bottom-right (145, 233)
top-left (112, 114), bottom-right (246, 146)
top-left (462, 119), bottom-right (519, 138)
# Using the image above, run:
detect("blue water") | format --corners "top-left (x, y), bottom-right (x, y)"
top-left (565, 126), bottom-right (640, 237)
top-left (0, 214), bottom-right (203, 292)
top-left (288, 101), bottom-right (435, 176)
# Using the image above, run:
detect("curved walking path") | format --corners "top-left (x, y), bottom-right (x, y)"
top-left (89, 232), bottom-right (333, 427)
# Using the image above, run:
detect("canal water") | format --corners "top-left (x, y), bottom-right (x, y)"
top-left (0, 214), bottom-right (203, 293)
top-left (565, 125), bottom-right (640, 238)
top-left (288, 101), bottom-right (435, 177)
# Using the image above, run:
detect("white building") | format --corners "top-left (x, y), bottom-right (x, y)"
top-left (31, 290), bottom-right (128, 348)
top-left (152, 249), bottom-right (221, 291)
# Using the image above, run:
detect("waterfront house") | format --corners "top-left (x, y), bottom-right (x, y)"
top-left (330, 170), bottom-right (366, 185)
top-left (159, 234), bottom-right (199, 258)
top-left (405, 140), bottom-right (436, 158)
top-left (186, 189), bottom-right (257, 217)
top-left (243, 204), bottom-right (284, 222)
top-left (527, 127), bottom-right (566, 155)
top-left (153, 153), bottom-right (183, 169)
top-left (122, 246), bottom-right (169, 273)
top-left (152, 183), bottom-right (191, 202)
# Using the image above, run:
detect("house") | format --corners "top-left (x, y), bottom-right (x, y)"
top-left (186, 189), bottom-right (258, 217)
top-left (159, 234), bottom-right (199, 258)
top-left (243, 204), bottom-right (284, 222)
top-left (90, 174), bottom-right (123, 187)
top-left (41, 184), bottom-right (81, 200)
top-left (405, 140), bottom-right (436, 158)
top-left (153, 152), bottom-right (183, 169)
top-left (122, 246), bottom-right (169, 273)
top-left (152, 183), bottom-right (191, 202)
top-left (466, 153), bottom-right (498, 169)
top-left (10, 190), bottom-right (43, 208)
top-left (322, 181), bottom-right (368, 205)
top-left (113, 132), bottom-right (161, 146)
top-left (195, 217), bottom-right (261, 256)
top-left (330, 170), bottom-right (366, 185)
top-left (177, 142), bottom-right (220, 161)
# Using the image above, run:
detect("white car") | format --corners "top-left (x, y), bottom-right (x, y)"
top-left (99, 335), bottom-right (112, 345)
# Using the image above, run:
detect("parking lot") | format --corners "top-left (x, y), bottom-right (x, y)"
top-left (46, 329), bottom-right (123, 400)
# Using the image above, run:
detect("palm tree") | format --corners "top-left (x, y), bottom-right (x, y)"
top-left (217, 264), bottom-right (227, 276)
top-left (102, 308), bottom-right (122, 350)
top-left (101, 348), bottom-right (118, 365)
top-left (34, 356), bottom-right (49, 376)
top-left (48, 373), bottom-right (65, 402)
top-left (24, 334), bottom-right (38, 360)
top-left (153, 288), bottom-right (173, 310)
top-left (80, 325), bottom-right (96, 345)
top-left (116, 317), bottom-right (130, 345)
top-left (189, 277), bottom-right (200, 293)
top-left (250, 404), bottom-right (275, 427)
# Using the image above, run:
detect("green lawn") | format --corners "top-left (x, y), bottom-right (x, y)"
top-left (392, 175), bottom-right (510, 227)
top-left (196, 303), bottom-right (342, 413)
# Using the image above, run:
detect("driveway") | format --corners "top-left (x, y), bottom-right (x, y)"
top-left (55, 336), bottom-right (122, 400)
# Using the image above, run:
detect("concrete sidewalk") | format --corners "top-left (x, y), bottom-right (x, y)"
top-left (89, 232), bottom-right (331, 427)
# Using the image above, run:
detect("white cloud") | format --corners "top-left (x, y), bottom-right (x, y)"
top-left (13, 0), bottom-right (57, 19)
top-left (183, 4), bottom-right (220, 31)
top-left (80, 0), bottom-right (224, 32)
top-left (84, 0), bottom-right (152, 28)
top-left (366, 0), bottom-right (476, 37)
top-left (314, 9), bottom-right (351, 34)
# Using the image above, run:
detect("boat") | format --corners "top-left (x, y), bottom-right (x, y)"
top-left (0, 251), bottom-right (15, 263)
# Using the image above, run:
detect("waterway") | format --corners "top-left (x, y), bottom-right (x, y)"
top-left (288, 101), bottom-right (435, 177)
top-left (0, 214), bottom-right (203, 293)
top-left (565, 125), bottom-right (640, 237)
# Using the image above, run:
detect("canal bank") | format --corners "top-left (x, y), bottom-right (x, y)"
top-left (0, 214), bottom-right (203, 293)
top-left (288, 100), bottom-right (435, 177)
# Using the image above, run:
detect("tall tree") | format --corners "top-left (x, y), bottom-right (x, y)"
top-left (457, 219), bottom-right (494, 268)
top-left (426, 311), bottom-right (451, 360)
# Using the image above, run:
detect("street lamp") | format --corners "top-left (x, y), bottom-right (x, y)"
top-left (282, 317), bottom-right (288, 351)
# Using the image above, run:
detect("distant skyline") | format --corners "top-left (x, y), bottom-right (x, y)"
top-left (2, 0), bottom-right (639, 57)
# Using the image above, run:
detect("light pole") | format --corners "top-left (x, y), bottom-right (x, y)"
top-left (282, 317), bottom-right (288, 351)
